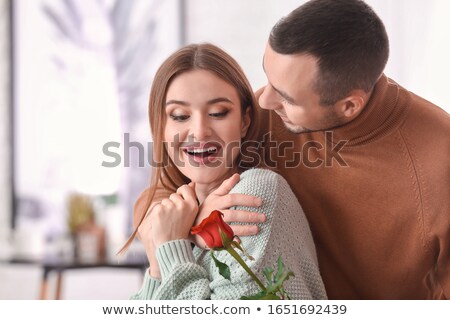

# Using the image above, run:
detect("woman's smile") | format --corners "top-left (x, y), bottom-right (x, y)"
top-left (181, 141), bottom-right (223, 166)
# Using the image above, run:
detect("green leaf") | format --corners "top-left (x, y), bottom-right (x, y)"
top-left (263, 267), bottom-right (274, 285)
top-left (210, 250), bottom-right (231, 281)
top-left (241, 291), bottom-right (281, 300)
top-left (275, 256), bottom-right (285, 281)
top-left (261, 256), bottom-right (295, 299)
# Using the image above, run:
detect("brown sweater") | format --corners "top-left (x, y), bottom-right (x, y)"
top-left (260, 74), bottom-right (450, 299)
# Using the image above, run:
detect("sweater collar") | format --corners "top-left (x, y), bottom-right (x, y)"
top-left (330, 74), bottom-right (404, 145)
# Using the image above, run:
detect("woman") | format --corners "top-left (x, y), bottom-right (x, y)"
top-left (122, 43), bottom-right (327, 299)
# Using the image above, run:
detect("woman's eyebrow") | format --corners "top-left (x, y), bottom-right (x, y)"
top-left (165, 99), bottom-right (190, 106)
top-left (165, 97), bottom-right (233, 107)
top-left (206, 97), bottom-right (234, 105)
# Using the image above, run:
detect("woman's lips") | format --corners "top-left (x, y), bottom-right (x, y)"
top-left (181, 143), bottom-right (222, 165)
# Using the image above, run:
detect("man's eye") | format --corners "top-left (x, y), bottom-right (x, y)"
top-left (209, 110), bottom-right (229, 118)
top-left (170, 115), bottom-right (189, 121)
top-left (281, 97), bottom-right (293, 105)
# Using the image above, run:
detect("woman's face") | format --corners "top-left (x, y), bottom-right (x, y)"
top-left (164, 69), bottom-right (250, 186)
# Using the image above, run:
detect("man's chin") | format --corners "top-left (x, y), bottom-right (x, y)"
top-left (283, 122), bottom-right (311, 134)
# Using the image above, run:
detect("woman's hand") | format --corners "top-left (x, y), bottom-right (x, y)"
top-left (138, 202), bottom-right (161, 278)
top-left (150, 183), bottom-right (199, 247)
top-left (138, 183), bottom-right (198, 279)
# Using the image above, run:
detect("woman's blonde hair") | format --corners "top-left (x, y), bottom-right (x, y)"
top-left (119, 43), bottom-right (261, 254)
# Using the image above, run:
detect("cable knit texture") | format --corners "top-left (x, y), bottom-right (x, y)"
top-left (130, 168), bottom-right (327, 300)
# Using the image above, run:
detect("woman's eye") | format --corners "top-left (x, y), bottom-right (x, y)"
top-left (209, 110), bottom-right (229, 118)
top-left (169, 114), bottom-right (189, 122)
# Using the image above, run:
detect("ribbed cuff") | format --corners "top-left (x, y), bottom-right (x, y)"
top-left (130, 268), bottom-right (161, 299)
top-left (156, 239), bottom-right (196, 280)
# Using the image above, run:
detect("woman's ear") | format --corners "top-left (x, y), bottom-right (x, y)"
top-left (241, 107), bottom-right (252, 138)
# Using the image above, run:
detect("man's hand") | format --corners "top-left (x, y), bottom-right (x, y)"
top-left (193, 173), bottom-right (266, 248)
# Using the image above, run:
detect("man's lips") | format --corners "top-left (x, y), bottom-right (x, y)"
top-left (276, 112), bottom-right (293, 124)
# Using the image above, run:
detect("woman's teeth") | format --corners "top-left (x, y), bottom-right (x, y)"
top-left (186, 147), bottom-right (217, 156)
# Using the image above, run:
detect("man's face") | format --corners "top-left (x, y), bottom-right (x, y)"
top-left (259, 43), bottom-right (345, 133)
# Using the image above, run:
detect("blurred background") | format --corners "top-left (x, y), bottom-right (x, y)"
top-left (0, 0), bottom-right (449, 299)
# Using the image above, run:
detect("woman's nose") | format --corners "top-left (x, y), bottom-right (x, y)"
top-left (259, 85), bottom-right (283, 111)
top-left (190, 116), bottom-right (212, 140)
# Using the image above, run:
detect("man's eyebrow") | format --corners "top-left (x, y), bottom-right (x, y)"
top-left (165, 97), bottom-right (233, 106)
top-left (271, 85), bottom-right (297, 104)
top-left (262, 54), bottom-right (297, 105)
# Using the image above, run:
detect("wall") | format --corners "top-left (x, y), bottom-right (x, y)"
top-left (185, 0), bottom-right (301, 90)
top-left (0, 0), bottom-right (11, 235)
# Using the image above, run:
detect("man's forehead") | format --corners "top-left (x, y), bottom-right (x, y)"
top-left (265, 47), bottom-right (318, 82)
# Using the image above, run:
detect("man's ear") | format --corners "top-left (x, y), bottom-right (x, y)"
top-left (241, 107), bottom-right (252, 138)
top-left (334, 89), bottom-right (368, 120)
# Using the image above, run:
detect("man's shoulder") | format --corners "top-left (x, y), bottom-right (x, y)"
top-left (401, 89), bottom-right (450, 134)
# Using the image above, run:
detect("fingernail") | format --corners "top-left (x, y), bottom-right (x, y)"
top-left (252, 226), bottom-right (259, 234)
top-left (259, 214), bottom-right (266, 222)
top-left (254, 197), bottom-right (262, 206)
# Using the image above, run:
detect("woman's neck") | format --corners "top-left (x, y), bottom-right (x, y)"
top-left (194, 168), bottom-right (240, 204)
top-left (195, 183), bottom-right (218, 204)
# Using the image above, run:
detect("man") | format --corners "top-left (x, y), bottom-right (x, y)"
top-left (253, 0), bottom-right (449, 299)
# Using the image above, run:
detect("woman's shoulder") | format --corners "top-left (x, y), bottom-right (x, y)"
top-left (238, 168), bottom-right (289, 189)
top-left (231, 168), bottom-right (294, 200)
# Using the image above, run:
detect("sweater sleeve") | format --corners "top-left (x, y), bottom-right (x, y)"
top-left (133, 168), bottom-right (327, 300)
top-left (129, 269), bottom-right (161, 299)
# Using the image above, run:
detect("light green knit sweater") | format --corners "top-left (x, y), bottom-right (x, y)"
top-left (130, 168), bottom-right (327, 300)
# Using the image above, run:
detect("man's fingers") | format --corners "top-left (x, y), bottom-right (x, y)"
top-left (221, 210), bottom-right (266, 223)
top-left (230, 224), bottom-right (259, 236)
top-left (221, 193), bottom-right (262, 209)
top-left (212, 173), bottom-right (240, 196)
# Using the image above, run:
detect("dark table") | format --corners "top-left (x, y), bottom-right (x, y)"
top-left (5, 255), bottom-right (148, 299)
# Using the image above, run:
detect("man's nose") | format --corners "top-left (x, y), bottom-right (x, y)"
top-left (259, 85), bottom-right (282, 111)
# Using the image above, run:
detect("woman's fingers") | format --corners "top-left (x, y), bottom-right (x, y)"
top-left (160, 198), bottom-right (174, 209)
top-left (177, 184), bottom-right (199, 209)
top-left (169, 192), bottom-right (184, 206)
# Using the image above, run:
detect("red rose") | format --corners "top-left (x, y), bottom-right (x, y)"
top-left (191, 210), bottom-right (234, 249)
